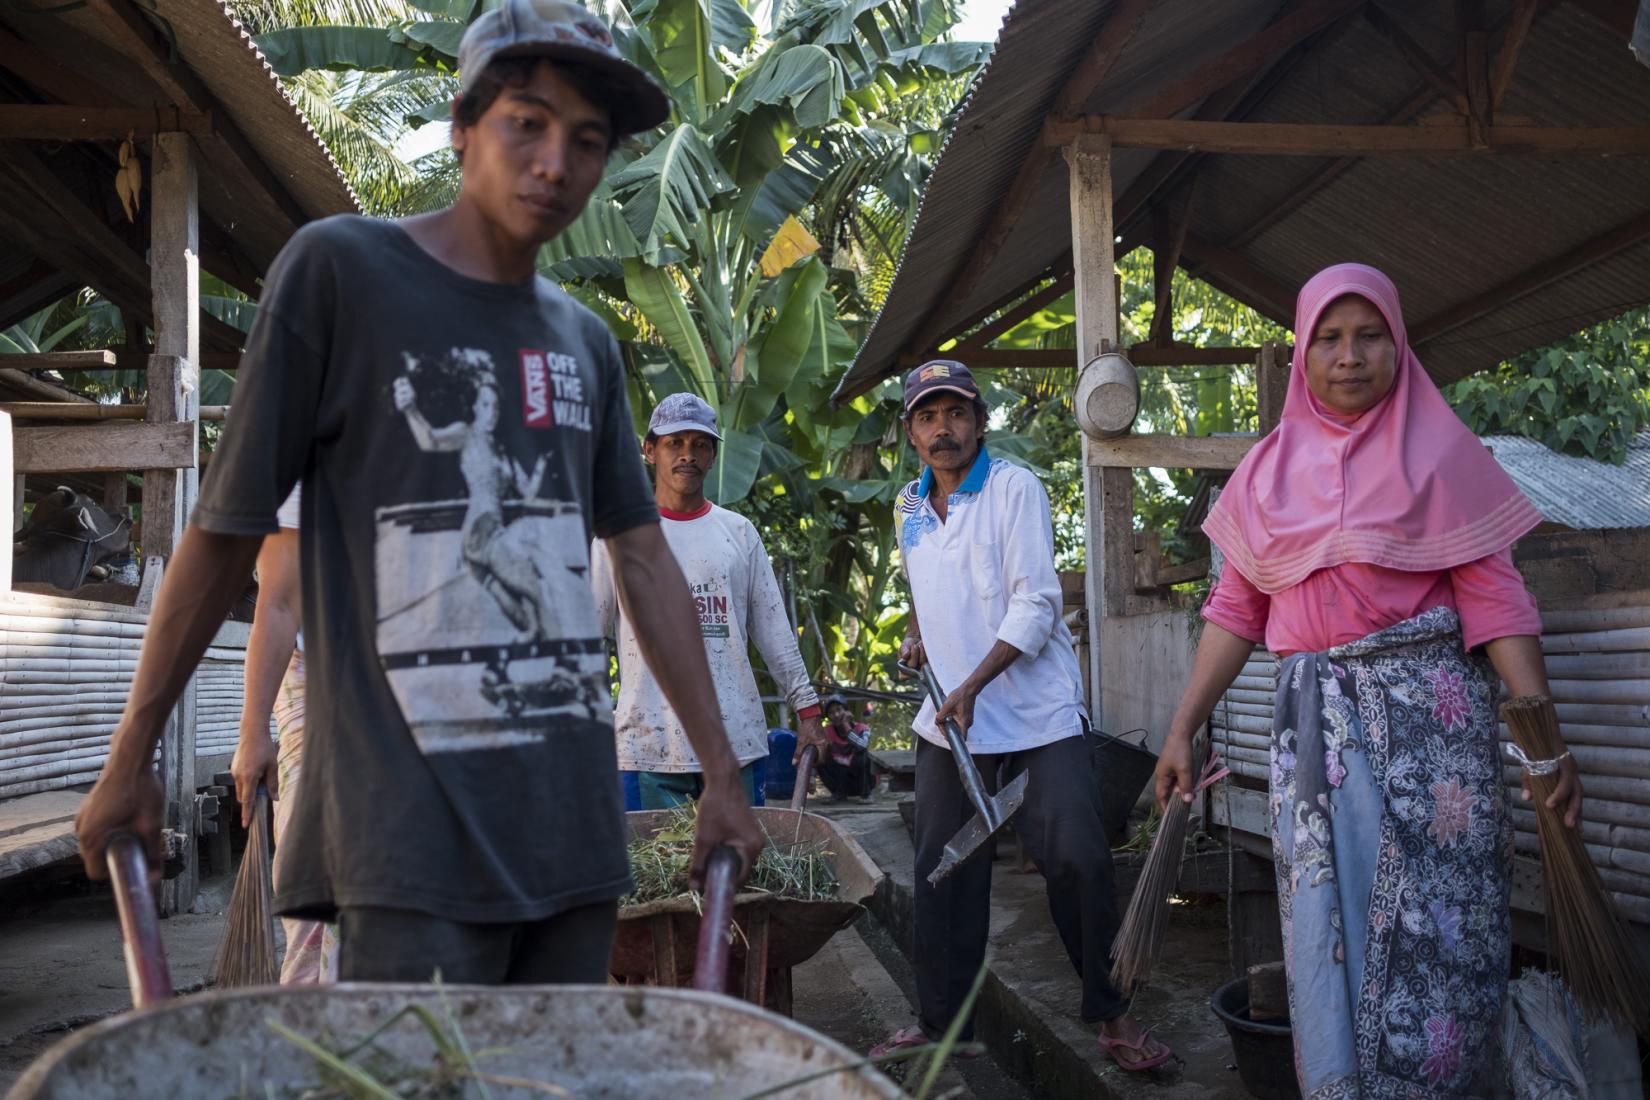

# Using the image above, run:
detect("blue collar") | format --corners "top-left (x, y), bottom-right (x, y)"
top-left (917, 444), bottom-right (992, 500)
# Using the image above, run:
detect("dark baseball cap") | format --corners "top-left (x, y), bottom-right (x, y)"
top-left (902, 359), bottom-right (983, 417)
top-left (458, 0), bottom-right (672, 136)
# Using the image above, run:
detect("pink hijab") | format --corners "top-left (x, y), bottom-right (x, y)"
top-left (1202, 263), bottom-right (1542, 594)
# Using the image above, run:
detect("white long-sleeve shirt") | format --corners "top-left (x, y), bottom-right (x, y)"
top-left (591, 503), bottom-right (820, 772)
top-left (896, 448), bottom-right (1088, 754)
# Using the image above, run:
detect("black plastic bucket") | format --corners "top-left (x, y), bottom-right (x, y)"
top-left (1089, 728), bottom-right (1157, 846)
top-left (1210, 976), bottom-right (1301, 1100)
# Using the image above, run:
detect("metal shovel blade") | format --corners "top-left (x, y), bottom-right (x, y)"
top-left (927, 769), bottom-right (1028, 886)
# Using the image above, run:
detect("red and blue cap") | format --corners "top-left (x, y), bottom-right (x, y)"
top-left (901, 359), bottom-right (982, 418)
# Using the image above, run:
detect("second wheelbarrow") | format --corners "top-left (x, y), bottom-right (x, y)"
top-left (610, 805), bottom-right (883, 1015)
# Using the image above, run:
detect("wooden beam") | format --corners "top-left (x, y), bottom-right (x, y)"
top-left (1178, 235), bottom-right (1297, 320)
top-left (0, 351), bottom-right (117, 371)
top-left (0, 368), bottom-right (95, 403)
top-left (0, 410), bottom-right (9, 589)
top-left (116, 350), bottom-right (242, 373)
top-left (902, 0), bottom-right (1152, 357)
top-left (12, 420), bottom-right (196, 473)
top-left (91, 0), bottom-right (311, 231)
top-left (1411, 209), bottom-right (1650, 347)
top-left (1121, 0), bottom-right (1367, 120)
top-left (1364, 5), bottom-right (1470, 112)
top-left (1490, 0), bottom-right (1541, 110)
top-left (0, 105), bottom-right (211, 140)
top-left (1561, 0), bottom-right (1636, 37)
top-left (1149, 180), bottom-right (1198, 345)
top-left (1256, 342), bottom-right (1291, 433)
top-left (899, 344), bottom-right (1265, 370)
top-left (1086, 433), bottom-right (1258, 470)
top-left (1045, 116), bottom-right (1650, 156)
top-left (957, 271), bottom-right (1075, 351)
top-left (148, 129), bottom-right (200, 917)
top-left (0, 402), bottom-right (226, 420)
top-left (0, 26), bottom-right (123, 107)
top-left (1225, 8), bottom-right (1535, 248)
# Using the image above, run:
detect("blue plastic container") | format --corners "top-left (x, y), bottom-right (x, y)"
top-left (765, 728), bottom-right (798, 801)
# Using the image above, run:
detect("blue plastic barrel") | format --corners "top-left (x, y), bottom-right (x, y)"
top-left (765, 728), bottom-right (798, 801)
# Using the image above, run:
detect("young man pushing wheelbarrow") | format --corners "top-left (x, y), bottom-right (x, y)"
top-left (74, 0), bottom-right (762, 985)
top-left (871, 360), bottom-right (1171, 1072)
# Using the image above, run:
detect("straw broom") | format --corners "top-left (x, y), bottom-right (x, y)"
top-left (1110, 753), bottom-right (1227, 994)
top-left (1501, 695), bottom-right (1650, 1038)
top-left (212, 787), bottom-right (278, 988)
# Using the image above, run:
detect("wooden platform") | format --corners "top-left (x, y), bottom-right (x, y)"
top-left (0, 789), bottom-right (83, 881)
top-left (867, 749), bottom-right (915, 792)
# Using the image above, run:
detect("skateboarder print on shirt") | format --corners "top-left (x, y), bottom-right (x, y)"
top-left (374, 348), bottom-right (606, 752)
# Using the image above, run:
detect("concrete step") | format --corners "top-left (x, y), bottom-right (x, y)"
top-left (814, 802), bottom-right (1253, 1100)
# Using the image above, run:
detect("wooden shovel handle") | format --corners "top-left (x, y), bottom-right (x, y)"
top-left (692, 845), bottom-right (742, 993)
top-left (790, 745), bottom-right (818, 811)
top-left (105, 832), bottom-right (172, 1009)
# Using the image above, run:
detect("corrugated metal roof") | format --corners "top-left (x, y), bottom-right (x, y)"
top-left (1486, 433), bottom-right (1650, 531)
top-left (838, 0), bottom-right (1650, 402)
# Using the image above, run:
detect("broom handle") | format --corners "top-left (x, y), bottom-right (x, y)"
top-left (692, 844), bottom-right (743, 993)
top-left (105, 832), bottom-right (172, 1009)
top-left (790, 745), bottom-right (817, 811)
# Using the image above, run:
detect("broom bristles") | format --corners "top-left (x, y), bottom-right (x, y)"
top-left (212, 788), bottom-right (278, 988)
top-left (1502, 694), bottom-right (1650, 1039)
top-left (1109, 793), bottom-right (1192, 994)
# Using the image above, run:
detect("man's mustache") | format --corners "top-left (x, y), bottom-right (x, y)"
top-left (929, 439), bottom-right (960, 452)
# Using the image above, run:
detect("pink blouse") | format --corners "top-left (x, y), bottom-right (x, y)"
top-left (1201, 549), bottom-right (1541, 656)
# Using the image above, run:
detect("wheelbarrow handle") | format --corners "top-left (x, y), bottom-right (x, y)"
top-left (692, 844), bottom-right (743, 993)
top-left (790, 745), bottom-right (817, 811)
top-left (897, 662), bottom-right (1001, 831)
top-left (105, 832), bottom-right (173, 1009)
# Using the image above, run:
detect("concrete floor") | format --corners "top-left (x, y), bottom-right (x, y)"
top-left (819, 800), bottom-right (1253, 1099)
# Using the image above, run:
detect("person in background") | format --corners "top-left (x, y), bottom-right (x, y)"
top-left (1157, 263), bottom-right (1582, 1095)
top-left (592, 393), bottom-right (830, 810)
top-left (229, 488), bottom-right (337, 983)
top-left (874, 359), bottom-right (1164, 1071)
top-left (817, 693), bottom-right (873, 803)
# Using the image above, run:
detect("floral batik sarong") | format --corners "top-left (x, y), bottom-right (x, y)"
top-left (272, 650), bottom-right (339, 985)
top-left (1272, 606), bottom-right (1511, 1098)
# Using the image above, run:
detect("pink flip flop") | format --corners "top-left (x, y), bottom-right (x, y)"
top-left (869, 1024), bottom-right (980, 1061)
top-left (1096, 1029), bottom-right (1173, 1071)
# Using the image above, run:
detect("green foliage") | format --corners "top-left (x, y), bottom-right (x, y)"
top-left (1443, 307), bottom-right (1650, 465)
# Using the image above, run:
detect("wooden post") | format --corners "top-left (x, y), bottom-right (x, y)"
top-left (1, 410), bottom-right (11, 590)
top-left (149, 131), bottom-right (201, 914)
top-left (1065, 134), bottom-right (1134, 723)
top-left (1256, 340), bottom-right (1290, 434)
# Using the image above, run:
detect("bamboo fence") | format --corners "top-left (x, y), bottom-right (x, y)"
top-left (1210, 603), bottom-right (1650, 923)
top-left (1, 595), bottom-right (259, 800)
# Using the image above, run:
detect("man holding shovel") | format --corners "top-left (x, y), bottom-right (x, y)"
top-left (870, 361), bottom-right (1169, 1072)
top-left (74, 0), bottom-right (763, 984)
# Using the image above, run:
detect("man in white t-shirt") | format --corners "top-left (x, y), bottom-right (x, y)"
top-left (871, 360), bottom-right (1170, 1073)
top-left (591, 394), bottom-right (828, 809)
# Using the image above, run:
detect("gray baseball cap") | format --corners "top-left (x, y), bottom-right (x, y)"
top-left (648, 392), bottom-right (721, 441)
top-left (457, 0), bottom-right (671, 136)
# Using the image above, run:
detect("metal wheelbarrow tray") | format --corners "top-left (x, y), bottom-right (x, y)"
top-left (611, 806), bottom-right (884, 1014)
top-left (4, 983), bottom-right (904, 1099)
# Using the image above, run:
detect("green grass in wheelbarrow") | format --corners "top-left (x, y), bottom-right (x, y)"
top-left (623, 804), bottom-right (839, 906)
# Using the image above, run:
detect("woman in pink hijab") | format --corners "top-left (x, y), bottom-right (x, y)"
top-left (1156, 264), bottom-right (1583, 1097)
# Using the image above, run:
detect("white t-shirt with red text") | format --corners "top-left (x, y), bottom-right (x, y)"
top-left (590, 502), bottom-right (819, 771)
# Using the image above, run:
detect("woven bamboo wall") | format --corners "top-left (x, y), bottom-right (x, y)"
top-left (0, 592), bottom-right (257, 800)
top-left (1211, 601), bottom-right (1650, 923)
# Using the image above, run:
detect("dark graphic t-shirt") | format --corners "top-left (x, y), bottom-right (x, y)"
top-left (195, 216), bottom-right (657, 921)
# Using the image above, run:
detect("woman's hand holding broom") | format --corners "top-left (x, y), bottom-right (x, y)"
top-left (1156, 623), bottom-right (1257, 809)
top-left (1486, 634), bottom-right (1584, 829)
